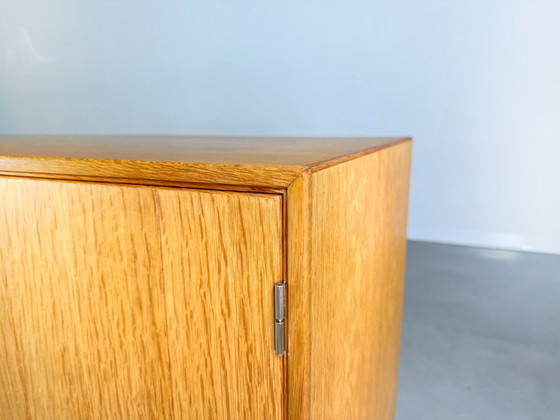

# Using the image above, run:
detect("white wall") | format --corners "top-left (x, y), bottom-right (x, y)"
top-left (1, 0), bottom-right (559, 254)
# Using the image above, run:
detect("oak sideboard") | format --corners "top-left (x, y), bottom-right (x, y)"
top-left (0, 135), bottom-right (411, 420)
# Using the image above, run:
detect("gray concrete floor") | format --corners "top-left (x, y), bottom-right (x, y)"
top-left (396, 241), bottom-right (560, 420)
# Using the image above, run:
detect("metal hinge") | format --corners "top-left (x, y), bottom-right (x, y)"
top-left (274, 281), bottom-right (286, 356)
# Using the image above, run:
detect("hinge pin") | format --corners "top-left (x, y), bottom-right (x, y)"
top-left (274, 281), bottom-right (286, 355)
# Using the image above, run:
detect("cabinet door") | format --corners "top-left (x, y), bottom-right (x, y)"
top-left (0, 178), bottom-right (173, 419)
top-left (156, 188), bottom-right (284, 420)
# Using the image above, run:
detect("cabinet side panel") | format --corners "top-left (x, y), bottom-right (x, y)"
top-left (286, 173), bottom-right (313, 420)
top-left (0, 177), bottom-right (173, 419)
top-left (308, 141), bottom-right (411, 419)
top-left (157, 189), bottom-right (285, 420)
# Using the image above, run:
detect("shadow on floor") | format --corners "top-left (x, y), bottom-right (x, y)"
top-left (396, 241), bottom-right (560, 420)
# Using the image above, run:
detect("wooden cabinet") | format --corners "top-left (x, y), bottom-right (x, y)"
top-left (0, 136), bottom-right (411, 420)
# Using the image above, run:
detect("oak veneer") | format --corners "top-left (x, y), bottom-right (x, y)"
top-left (157, 189), bottom-right (284, 419)
top-left (0, 136), bottom-right (411, 420)
top-left (0, 178), bottom-right (173, 419)
top-left (296, 142), bottom-right (411, 419)
top-left (0, 135), bottom-right (407, 191)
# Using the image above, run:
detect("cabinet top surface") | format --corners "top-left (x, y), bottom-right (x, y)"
top-left (0, 135), bottom-right (410, 190)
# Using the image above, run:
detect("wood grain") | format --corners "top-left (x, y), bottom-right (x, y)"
top-left (286, 171), bottom-right (313, 420)
top-left (0, 178), bottom-right (173, 419)
top-left (286, 140), bottom-right (412, 419)
top-left (0, 136), bottom-right (408, 190)
top-left (0, 172), bottom-right (287, 194)
top-left (156, 188), bottom-right (285, 419)
top-left (0, 157), bottom-right (301, 191)
top-left (0, 136), bottom-right (411, 419)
